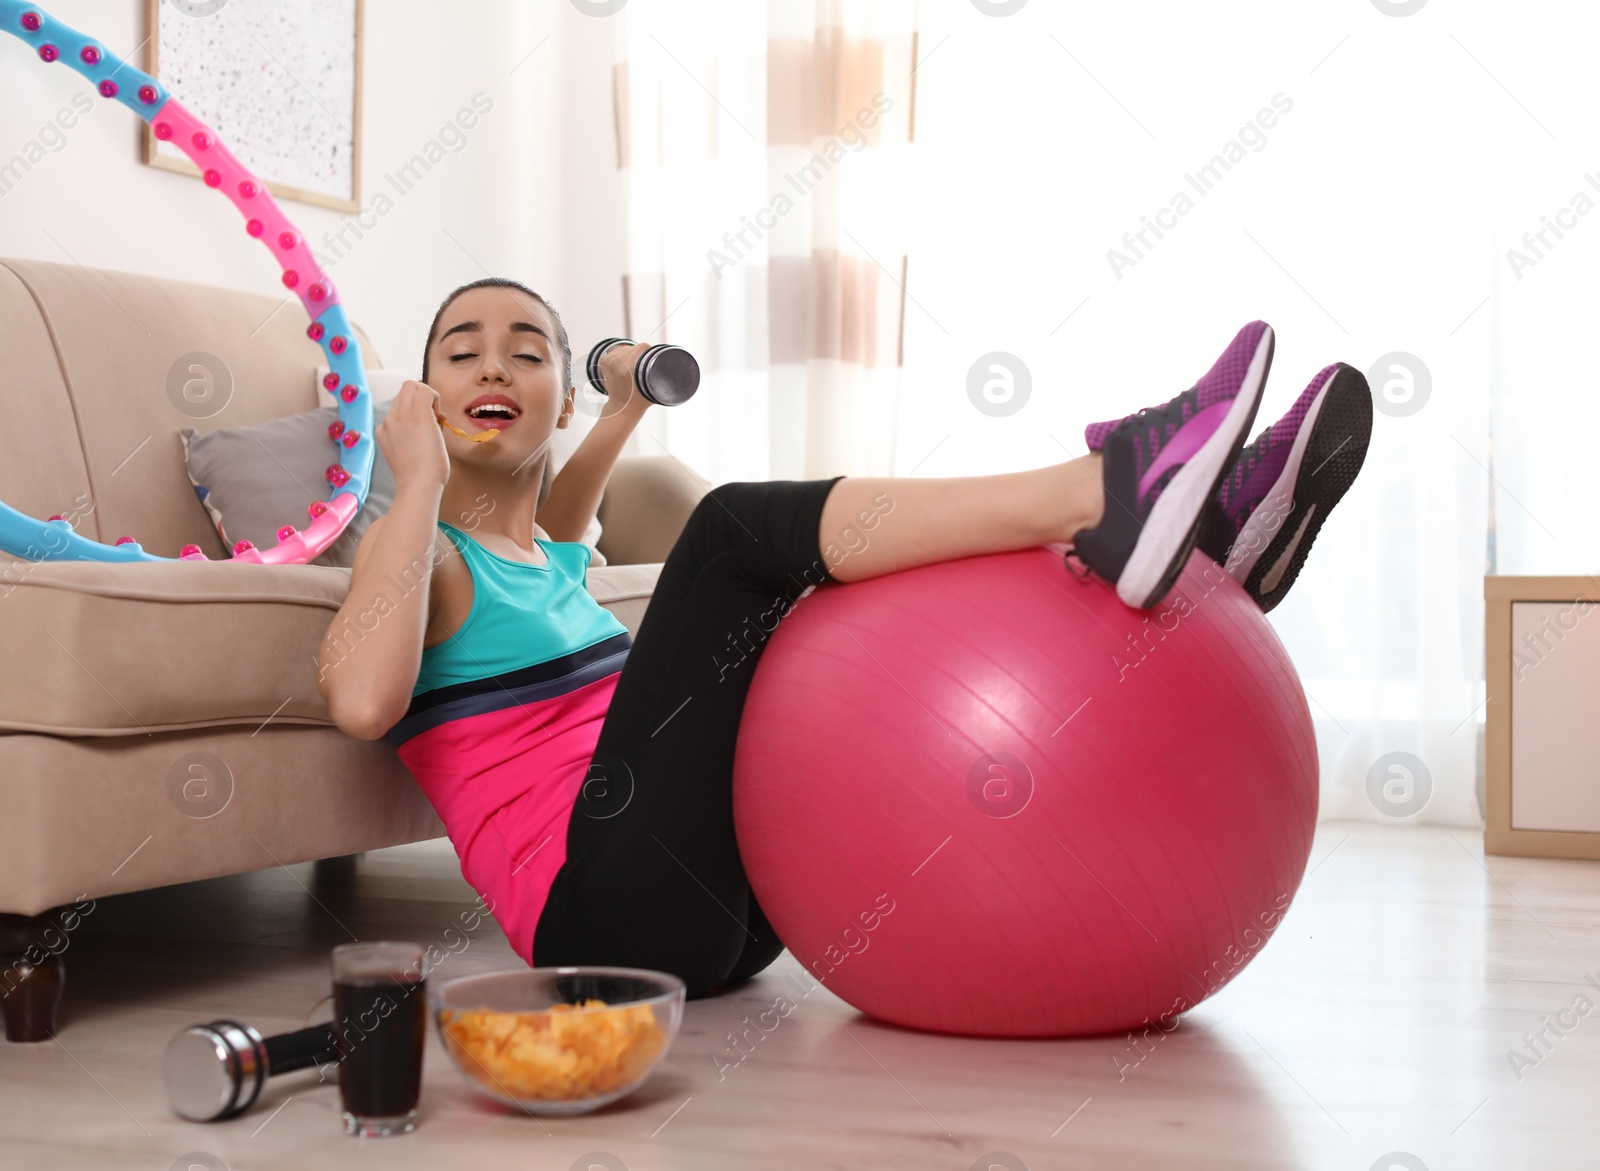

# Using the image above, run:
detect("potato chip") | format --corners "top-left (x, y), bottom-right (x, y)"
top-left (436, 411), bottom-right (500, 442)
top-left (439, 998), bottom-right (668, 1102)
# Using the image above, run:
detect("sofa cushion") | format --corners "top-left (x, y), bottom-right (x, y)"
top-left (181, 398), bottom-right (399, 569)
top-left (180, 394), bottom-right (605, 569)
top-left (0, 554), bottom-right (661, 737)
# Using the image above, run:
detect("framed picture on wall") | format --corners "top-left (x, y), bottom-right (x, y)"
top-left (141, 0), bottom-right (364, 212)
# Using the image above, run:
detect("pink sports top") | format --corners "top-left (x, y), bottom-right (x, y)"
top-left (385, 521), bottom-right (630, 959)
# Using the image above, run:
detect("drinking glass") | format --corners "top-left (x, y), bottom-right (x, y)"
top-left (330, 941), bottom-right (428, 1136)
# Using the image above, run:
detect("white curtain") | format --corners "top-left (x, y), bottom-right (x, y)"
top-left (883, 0), bottom-right (1513, 831)
top-left (607, 0), bottom-right (1600, 830)
top-left (609, 0), bottom-right (917, 484)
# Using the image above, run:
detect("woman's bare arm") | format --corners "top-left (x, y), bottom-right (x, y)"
top-left (317, 378), bottom-right (454, 740)
top-left (536, 343), bottom-right (654, 543)
top-left (316, 483), bottom-right (444, 740)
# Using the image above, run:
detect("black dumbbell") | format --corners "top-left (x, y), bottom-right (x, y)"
top-left (163, 1018), bottom-right (339, 1122)
top-left (585, 338), bottom-right (700, 406)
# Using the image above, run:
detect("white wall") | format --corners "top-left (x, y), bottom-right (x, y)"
top-left (555, 0), bottom-right (639, 455)
top-left (558, 2), bottom-right (628, 371)
top-left (0, 0), bottom-right (627, 386)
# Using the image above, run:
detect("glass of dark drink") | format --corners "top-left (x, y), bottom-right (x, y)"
top-left (330, 941), bottom-right (428, 1136)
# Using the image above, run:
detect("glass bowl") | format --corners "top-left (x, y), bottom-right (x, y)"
top-left (430, 967), bottom-right (684, 1115)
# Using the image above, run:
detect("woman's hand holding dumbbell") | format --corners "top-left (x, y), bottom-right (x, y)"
top-left (584, 338), bottom-right (701, 416)
top-left (594, 341), bottom-right (656, 420)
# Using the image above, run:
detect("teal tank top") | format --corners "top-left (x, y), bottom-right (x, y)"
top-left (413, 521), bottom-right (629, 696)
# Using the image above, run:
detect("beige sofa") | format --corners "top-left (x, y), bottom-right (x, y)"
top-left (0, 258), bottom-right (709, 1041)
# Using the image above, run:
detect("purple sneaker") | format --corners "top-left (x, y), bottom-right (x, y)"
top-left (1197, 362), bottom-right (1372, 612)
top-left (1072, 321), bottom-right (1275, 609)
top-left (1083, 320), bottom-right (1272, 453)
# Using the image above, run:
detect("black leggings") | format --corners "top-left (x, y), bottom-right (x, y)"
top-left (533, 475), bottom-right (847, 998)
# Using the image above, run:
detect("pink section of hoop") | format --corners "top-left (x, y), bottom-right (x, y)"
top-left (152, 96), bottom-right (355, 562)
top-left (186, 491), bottom-right (361, 565)
top-left (151, 98), bottom-right (339, 318)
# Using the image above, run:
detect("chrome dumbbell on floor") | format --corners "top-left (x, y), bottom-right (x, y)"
top-left (163, 1019), bottom-right (339, 1122)
top-left (585, 338), bottom-right (701, 407)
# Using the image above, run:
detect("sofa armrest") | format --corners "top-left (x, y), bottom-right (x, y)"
top-left (596, 455), bottom-right (712, 566)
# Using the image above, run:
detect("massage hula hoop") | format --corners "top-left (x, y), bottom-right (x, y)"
top-left (0, 1), bottom-right (373, 565)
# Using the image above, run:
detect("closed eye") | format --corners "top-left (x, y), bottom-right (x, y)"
top-left (516, 354), bottom-right (542, 361)
top-left (449, 352), bottom-right (476, 362)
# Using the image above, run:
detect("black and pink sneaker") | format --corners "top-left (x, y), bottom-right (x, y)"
top-left (1072, 321), bottom-right (1275, 609)
top-left (1196, 362), bottom-right (1372, 612)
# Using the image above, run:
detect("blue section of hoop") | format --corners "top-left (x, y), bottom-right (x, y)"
top-left (0, 2), bottom-right (375, 562)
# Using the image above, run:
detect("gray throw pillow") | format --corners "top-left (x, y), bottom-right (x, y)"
top-left (181, 399), bottom-right (397, 568)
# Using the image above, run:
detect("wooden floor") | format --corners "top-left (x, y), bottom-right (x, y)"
top-left (2, 823), bottom-right (1598, 1170)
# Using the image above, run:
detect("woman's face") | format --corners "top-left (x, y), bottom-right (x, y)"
top-left (425, 285), bottom-right (570, 471)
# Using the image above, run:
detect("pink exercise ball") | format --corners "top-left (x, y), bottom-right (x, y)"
top-left (732, 546), bottom-right (1318, 1038)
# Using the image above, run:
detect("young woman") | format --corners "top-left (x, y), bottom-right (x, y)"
top-left (317, 278), bottom-right (1372, 999)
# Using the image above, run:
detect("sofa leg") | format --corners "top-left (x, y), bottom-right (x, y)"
top-left (0, 911), bottom-right (67, 1043)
